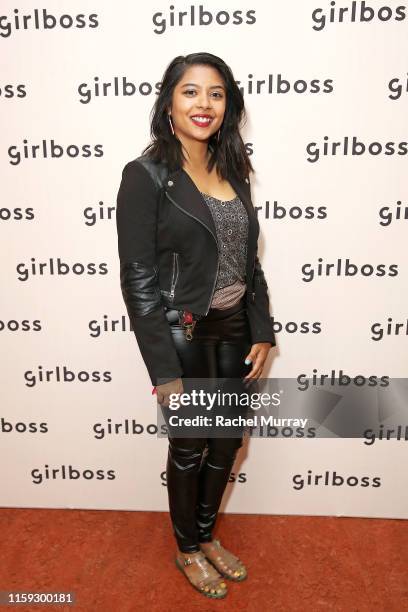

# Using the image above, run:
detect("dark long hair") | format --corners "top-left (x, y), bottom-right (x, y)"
top-left (141, 52), bottom-right (254, 181)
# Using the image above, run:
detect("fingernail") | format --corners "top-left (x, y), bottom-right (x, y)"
top-left (245, 359), bottom-right (251, 364)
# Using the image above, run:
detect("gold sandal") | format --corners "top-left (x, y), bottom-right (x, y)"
top-left (175, 550), bottom-right (228, 599)
top-left (200, 538), bottom-right (247, 582)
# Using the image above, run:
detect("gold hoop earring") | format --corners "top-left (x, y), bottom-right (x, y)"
top-left (168, 114), bottom-right (175, 136)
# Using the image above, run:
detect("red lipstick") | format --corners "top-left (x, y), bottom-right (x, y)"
top-left (190, 114), bottom-right (213, 128)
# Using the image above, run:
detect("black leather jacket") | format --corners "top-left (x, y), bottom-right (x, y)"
top-left (116, 154), bottom-right (276, 386)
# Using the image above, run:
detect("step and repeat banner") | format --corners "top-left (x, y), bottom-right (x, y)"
top-left (1, 1), bottom-right (407, 518)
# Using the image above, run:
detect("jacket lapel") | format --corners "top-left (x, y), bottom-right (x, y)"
top-left (165, 167), bottom-right (218, 244)
top-left (165, 166), bottom-right (258, 255)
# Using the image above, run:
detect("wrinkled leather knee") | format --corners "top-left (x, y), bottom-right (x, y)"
top-left (167, 438), bottom-right (207, 472)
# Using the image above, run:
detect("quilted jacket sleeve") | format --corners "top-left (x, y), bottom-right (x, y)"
top-left (116, 160), bottom-right (184, 386)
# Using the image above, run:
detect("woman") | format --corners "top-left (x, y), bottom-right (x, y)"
top-left (116, 52), bottom-right (276, 599)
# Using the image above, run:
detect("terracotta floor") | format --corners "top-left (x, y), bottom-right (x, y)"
top-left (0, 509), bottom-right (406, 611)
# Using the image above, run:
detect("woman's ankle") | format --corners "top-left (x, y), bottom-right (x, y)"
top-left (177, 549), bottom-right (201, 557)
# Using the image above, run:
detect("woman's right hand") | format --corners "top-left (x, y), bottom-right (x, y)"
top-left (156, 377), bottom-right (184, 408)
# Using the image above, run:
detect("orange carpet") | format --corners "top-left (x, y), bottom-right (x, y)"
top-left (0, 509), bottom-right (406, 611)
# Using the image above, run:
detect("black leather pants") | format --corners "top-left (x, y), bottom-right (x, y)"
top-left (164, 296), bottom-right (252, 553)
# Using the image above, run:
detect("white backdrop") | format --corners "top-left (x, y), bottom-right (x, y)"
top-left (1, 1), bottom-right (407, 518)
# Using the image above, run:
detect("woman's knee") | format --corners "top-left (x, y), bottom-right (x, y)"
top-left (167, 437), bottom-right (207, 468)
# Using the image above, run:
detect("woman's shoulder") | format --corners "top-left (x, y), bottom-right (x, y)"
top-left (122, 154), bottom-right (170, 191)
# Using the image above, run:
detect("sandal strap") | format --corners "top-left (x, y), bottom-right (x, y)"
top-left (183, 551), bottom-right (207, 570)
top-left (205, 540), bottom-right (243, 568)
top-left (180, 552), bottom-right (224, 587)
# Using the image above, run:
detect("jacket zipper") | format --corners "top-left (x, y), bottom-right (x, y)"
top-left (165, 191), bottom-right (220, 315)
top-left (169, 252), bottom-right (179, 299)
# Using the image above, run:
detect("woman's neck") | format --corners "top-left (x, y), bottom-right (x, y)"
top-left (180, 139), bottom-right (212, 172)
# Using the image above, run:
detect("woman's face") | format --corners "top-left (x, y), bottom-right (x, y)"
top-left (168, 64), bottom-right (226, 145)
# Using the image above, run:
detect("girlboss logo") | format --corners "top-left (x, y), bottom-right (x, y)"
top-left (15, 258), bottom-right (108, 281)
top-left (152, 5), bottom-right (256, 34)
top-left (311, 2), bottom-right (406, 31)
top-left (8, 140), bottom-right (104, 165)
top-left (0, 9), bottom-right (99, 38)
top-left (0, 83), bottom-right (26, 99)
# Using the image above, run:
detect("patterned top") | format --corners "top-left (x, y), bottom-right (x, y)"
top-left (200, 191), bottom-right (249, 309)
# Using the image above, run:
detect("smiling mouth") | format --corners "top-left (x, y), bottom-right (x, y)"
top-left (190, 115), bottom-right (214, 127)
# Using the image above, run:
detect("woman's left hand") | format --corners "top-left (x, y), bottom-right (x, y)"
top-left (243, 342), bottom-right (271, 382)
